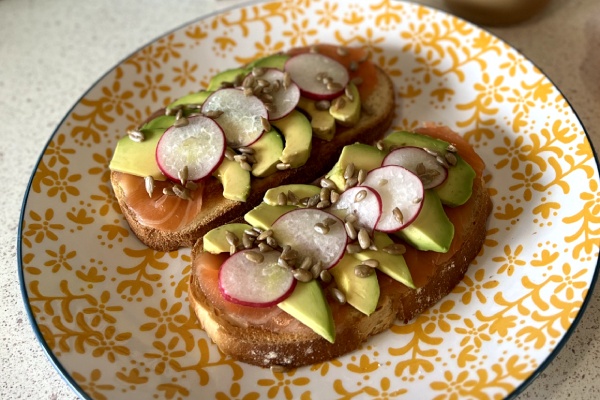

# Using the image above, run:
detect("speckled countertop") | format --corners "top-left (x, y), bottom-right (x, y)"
top-left (2, 0), bottom-right (599, 398)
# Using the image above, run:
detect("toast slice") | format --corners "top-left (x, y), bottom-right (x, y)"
top-left (187, 145), bottom-right (492, 369)
top-left (110, 54), bottom-right (395, 252)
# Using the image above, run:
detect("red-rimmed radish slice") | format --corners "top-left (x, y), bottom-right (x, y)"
top-left (382, 146), bottom-right (448, 189)
top-left (257, 68), bottom-right (301, 120)
top-left (201, 88), bottom-right (268, 148)
top-left (327, 186), bottom-right (382, 232)
top-left (272, 208), bottom-right (347, 269)
top-left (218, 250), bottom-right (296, 308)
top-left (361, 165), bottom-right (424, 232)
top-left (284, 53), bottom-right (349, 100)
top-left (155, 115), bottom-right (225, 182)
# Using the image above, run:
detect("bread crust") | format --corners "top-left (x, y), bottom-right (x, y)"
top-left (188, 176), bottom-right (492, 368)
top-left (111, 66), bottom-right (395, 251)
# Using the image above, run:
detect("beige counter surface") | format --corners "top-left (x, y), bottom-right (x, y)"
top-left (2, 0), bottom-right (599, 398)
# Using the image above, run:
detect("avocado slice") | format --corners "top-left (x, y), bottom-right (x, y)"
top-left (243, 203), bottom-right (296, 231)
top-left (382, 131), bottom-right (475, 206)
top-left (248, 129), bottom-right (284, 177)
top-left (203, 223), bottom-right (252, 254)
top-left (247, 53), bottom-right (290, 70)
top-left (329, 254), bottom-right (380, 316)
top-left (353, 232), bottom-right (415, 289)
top-left (277, 280), bottom-right (335, 343)
top-left (109, 128), bottom-right (166, 180)
top-left (167, 90), bottom-right (212, 111)
top-left (263, 184), bottom-right (321, 206)
top-left (140, 115), bottom-right (175, 130)
top-left (297, 97), bottom-right (336, 141)
top-left (207, 67), bottom-right (249, 91)
top-left (213, 158), bottom-right (251, 202)
top-left (329, 83), bottom-right (361, 127)
top-left (325, 143), bottom-right (385, 191)
top-left (395, 190), bottom-right (454, 253)
top-left (271, 110), bottom-right (312, 168)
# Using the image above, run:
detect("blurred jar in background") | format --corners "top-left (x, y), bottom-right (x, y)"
top-left (443, 0), bottom-right (551, 26)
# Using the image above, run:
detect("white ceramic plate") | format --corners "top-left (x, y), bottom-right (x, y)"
top-left (18, 1), bottom-right (600, 399)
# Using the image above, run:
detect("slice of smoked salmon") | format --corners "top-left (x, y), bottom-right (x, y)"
top-left (114, 172), bottom-right (204, 232)
top-left (404, 125), bottom-right (485, 288)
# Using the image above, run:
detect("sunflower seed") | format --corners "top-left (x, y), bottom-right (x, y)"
top-left (287, 190), bottom-right (299, 205)
top-left (298, 256), bottom-right (313, 270)
top-left (242, 233), bottom-right (254, 248)
top-left (332, 96), bottom-right (346, 109)
top-left (283, 72), bottom-right (292, 89)
top-left (293, 268), bottom-right (313, 282)
top-left (329, 190), bottom-right (340, 204)
top-left (346, 242), bottom-right (362, 254)
top-left (382, 243), bottom-right (406, 255)
top-left (345, 177), bottom-right (358, 189)
top-left (323, 217), bottom-right (337, 227)
top-left (261, 117), bottom-right (271, 132)
top-left (413, 196), bottom-right (423, 204)
top-left (314, 99), bottom-right (331, 111)
top-left (299, 197), bottom-right (310, 207)
top-left (355, 264), bottom-right (374, 278)
top-left (172, 184), bottom-right (191, 200)
top-left (446, 144), bottom-right (458, 153)
top-left (252, 67), bottom-right (266, 77)
top-left (234, 154), bottom-right (248, 163)
top-left (278, 258), bottom-right (291, 269)
top-left (243, 87), bottom-right (254, 96)
top-left (344, 85), bottom-right (354, 101)
top-left (354, 189), bottom-right (367, 203)
top-left (225, 231), bottom-right (239, 246)
top-left (345, 221), bottom-right (358, 240)
top-left (344, 163), bottom-right (356, 180)
top-left (144, 176), bottom-right (154, 197)
top-left (436, 155), bottom-right (450, 169)
top-left (163, 187), bottom-right (175, 196)
top-left (307, 194), bottom-right (320, 207)
top-left (261, 93), bottom-right (274, 103)
top-left (276, 162), bottom-right (291, 170)
top-left (203, 109), bottom-right (224, 119)
top-left (242, 74), bottom-right (256, 88)
top-left (393, 207), bottom-right (404, 224)
top-left (319, 269), bottom-right (332, 283)
top-left (238, 146), bottom-right (255, 155)
top-left (331, 287), bottom-right (346, 304)
top-left (225, 148), bottom-right (236, 160)
top-left (245, 251), bottom-right (264, 263)
top-left (229, 244), bottom-right (237, 255)
top-left (357, 229), bottom-right (371, 249)
top-left (258, 242), bottom-right (274, 253)
top-left (316, 72), bottom-right (328, 81)
top-left (127, 129), bottom-right (145, 142)
top-left (256, 78), bottom-right (269, 87)
top-left (362, 259), bottom-right (380, 269)
top-left (378, 178), bottom-right (388, 186)
top-left (310, 261), bottom-right (323, 279)
top-left (424, 147), bottom-right (440, 157)
top-left (266, 236), bottom-right (278, 248)
top-left (281, 245), bottom-right (297, 261)
top-left (445, 152), bottom-right (458, 166)
top-left (314, 223), bottom-right (329, 235)
top-left (327, 82), bottom-right (344, 92)
top-left (316, 200), bottom-right (331, 209)
top-left (277, 191), bottom-right (288, 206)
top-left (375, 140), bottom-right (385, 151)
top-left (240, 161), bottom-right (253, 171)
top-left (173, 116), bottom-right (189, 127)
top-left (320, 178), bottom-right (336, 189)
top-left (244, 228), bottom-right (259, 237)
top-left (357, 169), bottom-right (367, 185)
top-left (178, 166), bottom-right (188, 185)
top-left (345, 213), bottom-right (358, 223)
top-left (320, 187), bottom-right (331, 202)
top-left (256, 229), bottom-right (273, 241)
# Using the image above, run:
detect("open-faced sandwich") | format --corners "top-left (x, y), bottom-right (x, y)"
top-left (109, 45), bottom-right (395, 251)
top-left (188, 125), bottom-right (492, 369)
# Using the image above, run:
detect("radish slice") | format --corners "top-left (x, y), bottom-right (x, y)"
top-left (382, 146), bottom-right (448, 189)
top-left (256, 68), bottom-right (301, 120)
top-left (272, 208), bottom-right (347, 269)
top-left (155, 115), bottom-right (225, 182)
top-left (361, 166), bottom-right (425, 232)
top-left (201, 88), bottom-right (268, 148)
top-left (219, 250), bottom-right (296, 308)
top-left (327, 186), bottom-right (382, 232)
top-left (284, 53), bottom-right (349, 100)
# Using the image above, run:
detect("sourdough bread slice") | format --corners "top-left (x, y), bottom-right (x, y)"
top-left (111, 66), bottom-right (394, 251)
top-left (188, 174), bottom-right (492, 368)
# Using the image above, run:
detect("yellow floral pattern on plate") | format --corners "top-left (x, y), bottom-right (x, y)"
top-left (19, 1), bottom-right (600, 399)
